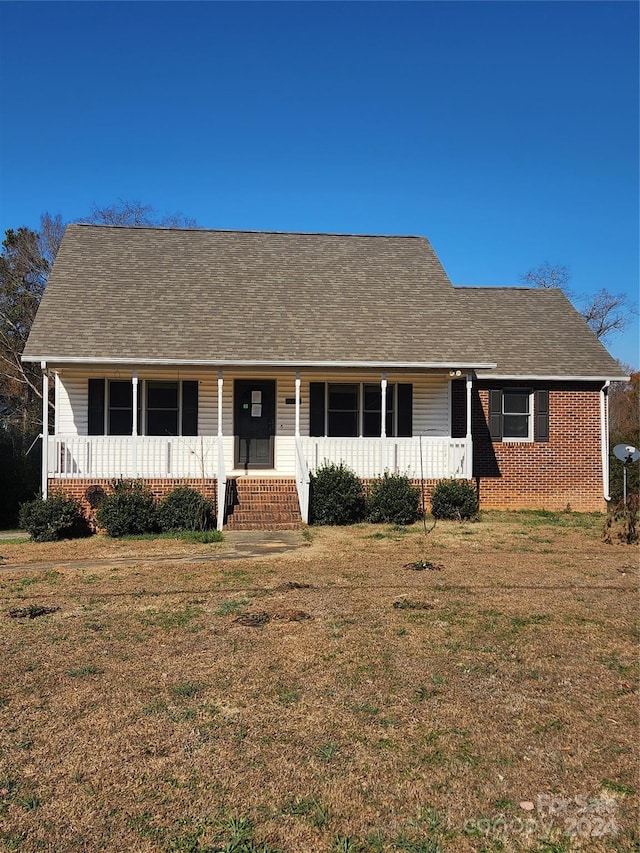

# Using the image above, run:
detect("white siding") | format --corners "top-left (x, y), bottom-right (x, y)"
top-left (53, 366), bottom-right (452, 476)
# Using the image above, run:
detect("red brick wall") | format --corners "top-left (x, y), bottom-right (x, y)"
top-left (49, 478), bottom-right (218, 521)
top-left (469, 382), bottom-right (605, 512)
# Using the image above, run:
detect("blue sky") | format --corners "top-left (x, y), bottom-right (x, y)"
top-left (1, 1), bottom-right (638, 367)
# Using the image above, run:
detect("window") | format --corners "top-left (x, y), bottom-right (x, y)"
top-left (146, 381), bottom-right (178, 436)
top-left (310, 382), bottom-right (412, 437)
top-left (87, 379), bottom-right (198, 436)
top-left (108, 380), bottom-right (135, 436)
top-left (328, 384), bottom-right (359, 437)
top-left (502, 390), bottom-right (530, 439)
top-left (363, 383), bottom-right (394, 437)
top-left (488, 389), bottom-right (549, 442)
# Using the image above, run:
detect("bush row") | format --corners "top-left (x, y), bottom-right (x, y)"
top-left (19, 483), bottom-right (215, 542)
top-left (309, 463), bottom-right (479, 525)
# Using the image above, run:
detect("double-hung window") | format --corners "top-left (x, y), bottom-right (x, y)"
top-left (310, 382), bottom-right (412, 437)
top-left (88, 378), bottom-right (198, 436)
top-left (488, 388), bottom-right (549, 442)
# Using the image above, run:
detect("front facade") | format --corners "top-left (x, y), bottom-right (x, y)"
top-left (23, 225), bottom-right (625, 527)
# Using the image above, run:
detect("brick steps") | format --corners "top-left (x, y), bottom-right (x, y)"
top-left (224, 478), bottom-right (302, 530)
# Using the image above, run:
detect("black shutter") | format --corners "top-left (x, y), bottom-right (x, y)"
top-left (88, 379), bottom-right (105, 435)
top-left (309, 382), bottom-right (325, 437)
top-left (534, 389), bottom-right (549, 442)
top-left (488, 389), bottom-right (503, 441)
top-left (397, 383), bottom-right (413, 437)
top-left (181, 381), bottom-right (198, 436)
top-left (451, 379), bottom-right (466, 439)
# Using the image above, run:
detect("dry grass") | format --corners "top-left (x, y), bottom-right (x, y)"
top-left (0, 512), bottom-right (638, 852)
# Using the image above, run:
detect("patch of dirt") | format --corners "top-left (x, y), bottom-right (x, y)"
top-left (7, 605), bottom-right (60, 619)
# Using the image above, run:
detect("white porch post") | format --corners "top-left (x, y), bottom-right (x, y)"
top-left (466, 373), bottom-right (473, 480)
top-left (216, 371), bottom-right (225, 530)
top-left (381, 373), bottom-right (387, 474)
top-left (295, 372), bottom-right (301, 438)
top-left (132, 371), bottom-right (138, 477)
top-left (41, 361), bottom-right (48, 498)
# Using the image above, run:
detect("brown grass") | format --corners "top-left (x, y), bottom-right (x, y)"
top-left (0, 512), bottom-right (638, 852)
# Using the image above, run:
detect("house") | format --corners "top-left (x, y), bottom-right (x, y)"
top-left (22, 224), bottom-right (626, 528)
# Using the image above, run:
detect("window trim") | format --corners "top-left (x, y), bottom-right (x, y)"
top-left (501, 388), bottom-right (533, 442)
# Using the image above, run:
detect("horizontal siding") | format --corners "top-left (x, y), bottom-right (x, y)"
top-left (55, 368), bottom-right (451, 455)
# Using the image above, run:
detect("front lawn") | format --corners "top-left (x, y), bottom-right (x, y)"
top-left (0, 513), bottom-right (637, 852)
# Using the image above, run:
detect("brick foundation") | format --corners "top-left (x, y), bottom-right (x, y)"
top-left (49, 478), bottom-right (218, 523)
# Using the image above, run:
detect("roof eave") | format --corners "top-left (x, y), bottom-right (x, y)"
top-left (23, 355), bottom-right (497, 370)
top-left (477, 373), bottom-right (629, 382)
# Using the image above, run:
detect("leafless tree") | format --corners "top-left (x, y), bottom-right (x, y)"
top-left (86, 199), bottom-right (198, 229)
top-left (520, 262), bottom-right (636, 341)
top-left (1, 202), bottom-right (197, 425)
top-left (520, 261), bottom-right (572, 292)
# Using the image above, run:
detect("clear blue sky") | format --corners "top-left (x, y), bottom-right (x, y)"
top-left (1, 1), bottom-right (638, 368)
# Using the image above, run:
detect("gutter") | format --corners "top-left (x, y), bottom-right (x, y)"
top-left (600, 380), bottom-right (611, 503)
top-left (21, 356), bottom-right (497, 370)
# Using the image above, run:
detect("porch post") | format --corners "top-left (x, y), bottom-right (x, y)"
top-left (466, 374), bottom-right (473, 480)
top-left (216, 371), bottom-right (225, 530)
top-left (217, 371), bottom-right (224, 437)
top-left (381, 373), bottom-right (387, 474)
top-left (41, 361), bottom-right (48, 499)
top-left (132, 371), bottom-right (138, 477)
top-left (295, 372), bottom-right (301, 438)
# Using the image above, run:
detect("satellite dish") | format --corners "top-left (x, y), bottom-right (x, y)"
top-left (613, 444), bottom-right (640, 464)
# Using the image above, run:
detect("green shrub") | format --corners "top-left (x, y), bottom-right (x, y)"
top-left (95, 480), bottom-right (158, 537)
top-left (430, 479), bottom-right (479, 521)
top-left (310, 463), bottom-right (365, 525)
top-left (366, 473), bottom-right (421, 525)
top-left (157, 486), bottom-right (215, 531)
top-left (19, 495), bottom-right (91, 542)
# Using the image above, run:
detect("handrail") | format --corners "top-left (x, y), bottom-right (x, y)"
top-left (294, 436), bottom-right (311, 523)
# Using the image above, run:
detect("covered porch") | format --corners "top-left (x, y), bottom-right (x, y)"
top-left (42, 365), bottom-right (477, 526)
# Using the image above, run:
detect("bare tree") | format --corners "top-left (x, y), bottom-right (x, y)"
top-left (86, 199), bottom-right (198, 229)
top-left (520, 261), bottom-right (572, 292)
top-left (520, 262), bottom-right (636, 341)
top-left (0, 222), bottom-right (53, 426)
top-left (1, 202), bottom-right (197, 425)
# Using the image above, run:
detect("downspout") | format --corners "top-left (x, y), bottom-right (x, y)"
top-left (41, 361), bottom-right (49, 499)
top-left (600, 380), bottom-right (611, 503)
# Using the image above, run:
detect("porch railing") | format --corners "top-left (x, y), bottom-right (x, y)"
top-left (48, 435), bottom-right (220, 480)
top-left (300, 436), bottom-right (470, 480)
top-left (294, 436), bottom-right (311, 523)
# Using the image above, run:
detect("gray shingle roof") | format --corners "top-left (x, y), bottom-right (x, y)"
top-left (23, 224), bottom-right (624, 378)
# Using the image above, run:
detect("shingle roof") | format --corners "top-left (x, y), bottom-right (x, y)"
top-left (22, 224), bottom-right (624, 378)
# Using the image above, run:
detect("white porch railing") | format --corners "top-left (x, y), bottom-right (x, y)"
top-left (294, 436), bottom-right (311, 523)
top-left (300, 436), bottom-right (471, 480)
top-left (48, 435), bottom-right (220, 480)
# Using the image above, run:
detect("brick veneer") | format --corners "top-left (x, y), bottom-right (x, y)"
top-left (454, 380), bottom-right (605, 512)
top-left (49, 478), bottom-right (218, 522)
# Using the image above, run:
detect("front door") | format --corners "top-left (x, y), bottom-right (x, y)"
top-left (234, 380), bottom-right (276, 469)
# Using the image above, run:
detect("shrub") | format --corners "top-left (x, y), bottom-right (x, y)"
top-left (19, 495), bottom-right (91, 542)
top-left (603, 494), bottom-right (639, 545)
top-left (157, 486), bottom-right (215, 532)
top-left (366, 473), bottom-right (421, 525)
top-left (95, 480), bottom-right (158, 537)
top-left (430, 479), bottom-right (479, 521)
top-left (309, 463), bottom-right (365, 525)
